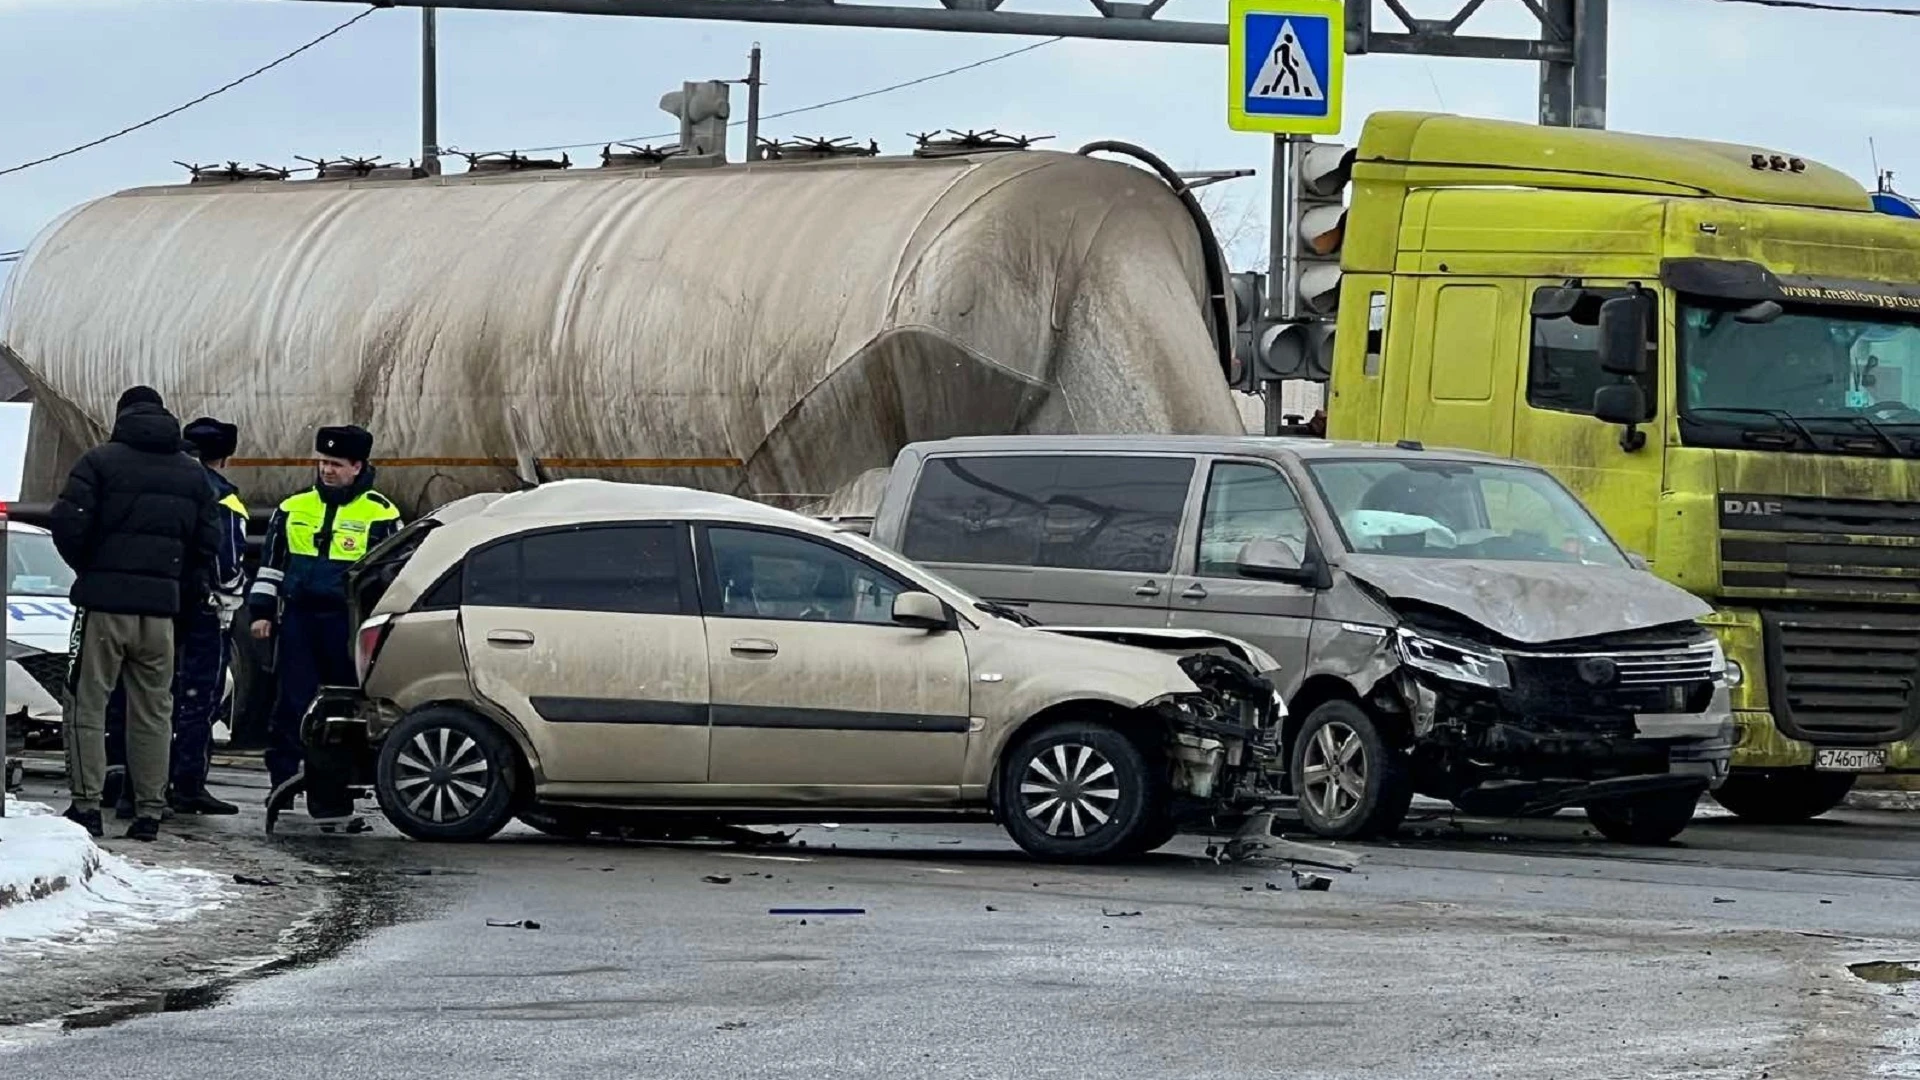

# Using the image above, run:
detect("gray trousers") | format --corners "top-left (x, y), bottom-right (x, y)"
top-left (65, 610), bottom-right (174, 818)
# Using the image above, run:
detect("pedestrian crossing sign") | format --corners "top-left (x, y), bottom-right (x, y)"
top-left (1228, 0), bottom-right (1344, 135)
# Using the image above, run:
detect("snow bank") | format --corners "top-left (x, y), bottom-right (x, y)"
top-left (0, 798), bottom-right (230, 961)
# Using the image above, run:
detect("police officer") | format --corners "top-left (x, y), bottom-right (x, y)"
top-left (251, 425), bottom-right (401, 829)
top-left (169, 417), bottom-right (249, 815)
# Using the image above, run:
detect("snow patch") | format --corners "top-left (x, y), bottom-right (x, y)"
top-left (0, 797), bottom-right (231, 962)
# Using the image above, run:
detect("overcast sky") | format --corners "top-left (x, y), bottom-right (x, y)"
top-left (1, 0), bottom-right (1918, 276)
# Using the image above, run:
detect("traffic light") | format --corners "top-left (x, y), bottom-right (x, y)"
top-left (1290, 140), bottom-right (1354, 318)
top-left (1228, 271), bottom-right (1267, 392)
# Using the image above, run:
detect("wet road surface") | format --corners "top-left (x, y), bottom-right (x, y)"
top-left (4, 785), bottom-right (1918, 1079)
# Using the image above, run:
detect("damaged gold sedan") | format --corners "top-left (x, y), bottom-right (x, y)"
top-left (300, 482), bottom-right (1287, 860)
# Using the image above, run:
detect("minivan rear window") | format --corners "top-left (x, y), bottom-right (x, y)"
top-left (901, 455), bottom-right (1194, 573)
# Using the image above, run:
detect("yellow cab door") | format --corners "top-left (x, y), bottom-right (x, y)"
top-left (1506, 279), bottom-right (1665, 560)
top-left (1400, 277), bottom-right (1523, 458)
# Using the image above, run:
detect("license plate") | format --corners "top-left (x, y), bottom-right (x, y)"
top-left (1813, 747), bottom-right (1887, 772)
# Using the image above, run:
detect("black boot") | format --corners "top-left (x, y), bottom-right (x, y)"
top-left (125, 817), bottom-right (160, 842)
top-left (63, 803), bottom-right (104, 838)
top-left (171, 788), bottom-right (239, 815)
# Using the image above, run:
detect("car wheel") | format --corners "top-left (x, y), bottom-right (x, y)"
top-left (1289, 700), bottom-right (1413, 840)
top-left (1585, 789), bottom-right (1701, 845)
top-left (997, 721), bottom-right (1166, 862)
top-left (1128, 815), bottom-right (1182, 856)
top-left (1711, 769), bottom-right (1857, 824)
top-left (375, 707), bottom-right (517, 842)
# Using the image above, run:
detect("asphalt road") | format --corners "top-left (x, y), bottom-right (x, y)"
top-left (4, 783), bottom-right (1919, 1079)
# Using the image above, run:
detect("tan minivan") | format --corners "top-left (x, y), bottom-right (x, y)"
top-left (310, 481), bottom-right (1287, 859)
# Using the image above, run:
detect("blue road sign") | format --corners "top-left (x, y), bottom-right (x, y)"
top-left (1228, 0), bottom-right (1344, 136)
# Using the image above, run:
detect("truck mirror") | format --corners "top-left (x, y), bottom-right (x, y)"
top-left (1734, 300), bottom-right (1784, 325)
top-left (1236, 539), bottom-right (1308, 582)
top-left (1592, 383), bottom-right (1646, 425)
top-left (1598, 294), bottom-right (1651, 376)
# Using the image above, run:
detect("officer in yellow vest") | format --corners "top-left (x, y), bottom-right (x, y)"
top-left (250, 425), bottom-right (401, 829)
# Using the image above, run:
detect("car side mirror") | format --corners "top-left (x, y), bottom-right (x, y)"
top-left (1598, 293), bottom-right (1651, 376)
top-left (1592, 383), bottom-right (1649, 453)
top-left (1236, 539), bottom-right (1310, 583)
top-left (892, 591), bottom-right (949, 631)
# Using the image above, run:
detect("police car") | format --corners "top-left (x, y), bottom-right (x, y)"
top-left (5, 519), bottom-right (234, 755)
top-left (6, 519), bottom-right (74, 745)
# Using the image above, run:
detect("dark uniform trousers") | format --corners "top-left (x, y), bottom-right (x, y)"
top-left (266, 603), bottom-right (355, 818)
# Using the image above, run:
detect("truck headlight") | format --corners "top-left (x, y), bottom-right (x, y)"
top-left (1395, 629), bottom-right (1511, 689)
top-left (1706, 639), bottom-right (1741, 688)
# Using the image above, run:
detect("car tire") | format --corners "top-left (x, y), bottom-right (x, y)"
top-left (1585, 789), bottom-right (1701, 844)
top-left (1128, 815), bottom-right (1182, 856)
top-left (516, 809), bottom-right (597, 840)
top-left (997, 720), bottom-right (1167, 862)
top-left (1289, 700), bottom-right (1413, 840)
top-left (375, 707), bottom-right (518, 842)
top-left (1711, 769), bottom-right (1857, 824)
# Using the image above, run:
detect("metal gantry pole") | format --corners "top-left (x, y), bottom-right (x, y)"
top-left (1537, 0), bottom-right (1573, 126)
top-left (745, 44), bottom-right (763, 161)
top-left (422, 6), bottom-right (443, 175)
top-left (1571, 0), bottom-right (1608, 129)
top-left (1263, 133), bottom-right (1301, 436)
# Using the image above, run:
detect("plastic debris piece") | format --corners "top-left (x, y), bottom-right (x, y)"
top-left (703, 874), bottom-right (733, 885)
top-left (768, 907), bottom-right (865, 916)
top-left (1293, 871), bottom-right (1333, 892)
top-left (486, 919), bottom-right (542, 930)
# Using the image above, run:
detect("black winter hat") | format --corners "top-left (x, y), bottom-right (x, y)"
top-left (116, 385), bottom-right (163, 413)
top-left (315, 424), bottom-right (373, 462)
top-left (183, 417), bottom-right (238, 461)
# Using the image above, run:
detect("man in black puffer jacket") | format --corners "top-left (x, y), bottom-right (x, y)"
top-left (51, 386), bottom-right (222, 842)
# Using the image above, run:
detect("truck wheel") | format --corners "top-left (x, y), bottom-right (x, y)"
top-left (1290, 701), bottom-right (1413, 839)
top-left (997, 720), bottom-right (1167, 862)
top-left (1711, 770), bottom-right (1857, 824)
top-left (375, 707), bottom-right (517, 842)
top-left (1585, 789), bottom-right (1700, 845)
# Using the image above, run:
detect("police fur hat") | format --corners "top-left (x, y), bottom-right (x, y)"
top-left (183, 416), bottom-right (238, 460)
top-left (116, 385), bottom-right (163, 413)
top-left (315, 424), bottom-right (373, 462)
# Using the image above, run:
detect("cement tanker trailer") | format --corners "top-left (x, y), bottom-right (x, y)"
top-left (0, 142), bottom-right (1245, 516)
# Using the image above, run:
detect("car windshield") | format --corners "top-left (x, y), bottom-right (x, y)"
top-left (1307, 459), bottom-right (1627, 567)
top-left (8, 530), bottom-right (76, 597)
top-left (1680, 302), bottom-right (1920, 455)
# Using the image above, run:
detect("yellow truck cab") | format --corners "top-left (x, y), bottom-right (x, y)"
top-left (1321, 112), bottom-right (1920, 822)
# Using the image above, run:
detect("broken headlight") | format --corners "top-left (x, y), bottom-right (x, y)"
top-left (1395, 628), bottom-right (1511, 690)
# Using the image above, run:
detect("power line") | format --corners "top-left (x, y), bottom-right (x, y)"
top-left (480, 36), bottom-right (1063, 156)
top-left (0, 8), bottom-right (381, 180)
top-left (1704, 0), bottom-right (1920, 14)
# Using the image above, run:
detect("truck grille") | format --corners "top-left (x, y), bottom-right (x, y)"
top-left (1761, 608), bottom-right (1920, 744)
top-left (1720, 493), bottom-right (1920, 600)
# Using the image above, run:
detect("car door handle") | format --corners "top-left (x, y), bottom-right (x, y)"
top-left (486, 629), bottom-right (535, 647)
top-left (1134, 581), bottom-right (1163, 598)
top-left (730, 638), bottom-right (779, 657)
top-left (1181, 583), bottom-right (1208, 601)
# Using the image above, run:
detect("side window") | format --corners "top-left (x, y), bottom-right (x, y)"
top-left (899, 454), bottom-right (1194, 573)
top-left (1197, 464), bottom-right (1309, 577)
top-left (1528, 287), bottom-right (1657, 420)
top-left (460, 524), bottom-right (687, 615)
top-left (707, 527), bottom-right (911, 626)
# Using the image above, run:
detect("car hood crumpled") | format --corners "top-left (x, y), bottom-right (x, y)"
top-left (1341, 555), bottom-right (1711, 645)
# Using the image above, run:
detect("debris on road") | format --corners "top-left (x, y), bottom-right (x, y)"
top-left (717, 1020), bottom-right (751, 1031)
top-left (768, 908), bottom-right (866, 916)
top-left (1849, 960), bottom-right (1920, 984)
top-left (1293, 871), bottom-right (1334, 892)
top-left (231, 874), bottom-right (281, 888)
top-left (485, 919), bottom-right (542, 930)
top-left (702, 875), bottom-right (734, 885)
top-left (1712, 897), bottom-right (1736, 904)
top-left (1101, 909), bottom-right (1142, 918)
top-left (1219, 813), bottom-right (1362, 872)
